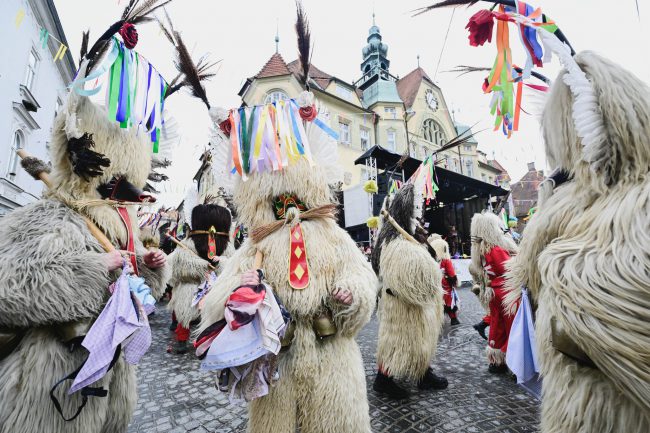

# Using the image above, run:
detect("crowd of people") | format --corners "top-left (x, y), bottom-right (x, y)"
top-left (0, 1), bottom-right (648, 433)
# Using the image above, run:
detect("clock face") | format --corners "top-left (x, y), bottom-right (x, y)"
top-left (426, 90), bottom-right (438, 111)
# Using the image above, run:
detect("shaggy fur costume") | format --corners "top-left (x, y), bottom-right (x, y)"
top-left (0, 94), bottom-right (169, 433)
top-left (372, 184), bottom-right (444, 381)
top-left (506, 52), bottom-right (650, 433)
top-left (167, 239), bottom-right (233, 327)
top-left (199, 158), bottom-right (377, 433)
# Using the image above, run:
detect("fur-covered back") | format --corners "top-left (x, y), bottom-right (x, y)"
top-left (232, 158), bottom-right (335, 230)
top-left (376, 236), bottom-right (443, 381)
top-left (505, 50), bottom-right (650, 433)
top-left (372, 183), bottom-right (416, 274)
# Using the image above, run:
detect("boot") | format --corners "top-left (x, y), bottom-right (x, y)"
top-left (473, 321), bottom-right (488, 340)
top-left (450, 317), bottom-right (460, 326)
top-left (172, 340), bottom-right (188, 355)
top-left (418, 368), bottom-right (449, 390)
top-left (373, 372), bottom-right (410, 399)
top-left (488, 363), bottom-right (508, 374)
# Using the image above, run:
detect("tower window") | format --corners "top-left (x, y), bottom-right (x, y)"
top-left (422, 118), bottom-right (447, 146)
top-left (264, 89), bottom-right (289, 104)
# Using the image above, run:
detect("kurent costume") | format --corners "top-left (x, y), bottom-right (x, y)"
top-left (191, 6), bottom-right (377, 430)
top-left (470, 212), bottom-right (519, 373)
top-left (197, 95), bottom-right (377, 431)
top-left (371, 178), bottom-right (448, 399)
top-left (429, 234), bottom-right (460, 326)
top-left (503, 42), bottom-right (650, 433)
top-left (422, 1), bottom-right (650, 430)
top-left (0, 3), bottom-right (184, 431)
top-left (167, 200), bottom-right (234, 354)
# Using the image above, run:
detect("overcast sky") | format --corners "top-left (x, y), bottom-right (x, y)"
top-left (54, 0), bottom-right (649, 206)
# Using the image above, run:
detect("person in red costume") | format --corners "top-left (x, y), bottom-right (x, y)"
top-left (470, 212), bottom-right (519, 373)
top-left (428, 234), bottom-right (460, 326)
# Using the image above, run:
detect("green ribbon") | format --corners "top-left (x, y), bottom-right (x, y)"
top-left (108, 44), bottom-right (124, 122)
top-left (240, 107), bottom-right (256, 174)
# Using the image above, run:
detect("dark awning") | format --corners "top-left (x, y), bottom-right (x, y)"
top-left (355, 145), bottom-right (508, 201)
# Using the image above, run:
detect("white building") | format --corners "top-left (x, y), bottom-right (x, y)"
top-left (0, 0), bottom-right (75, 215)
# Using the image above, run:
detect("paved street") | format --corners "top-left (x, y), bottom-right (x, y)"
top-left (128, 286), bottom-right (540, 433)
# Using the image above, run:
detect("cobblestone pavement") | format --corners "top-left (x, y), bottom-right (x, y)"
top-left (128, 285), bottom-right (540, 433)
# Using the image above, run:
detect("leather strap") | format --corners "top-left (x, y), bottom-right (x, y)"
top-left (116, 206), bottom-right (138, 275)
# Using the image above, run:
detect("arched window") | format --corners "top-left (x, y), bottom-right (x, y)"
top-left (264, 89), bottom-right (289, 104)
top-left (422, 119), bottom-right (447, 146)
top-left (7, 130), bottom-right (24, 180)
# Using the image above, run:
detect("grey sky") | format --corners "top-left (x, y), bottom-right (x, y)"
top-left (54, 0), bottom-right (649, 206)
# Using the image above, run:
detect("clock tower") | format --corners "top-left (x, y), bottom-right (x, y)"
top-left (356, 14), bottom-right (402, 108)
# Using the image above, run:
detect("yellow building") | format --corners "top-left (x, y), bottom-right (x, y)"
top-left (237, 17), bottom-right (510, 191)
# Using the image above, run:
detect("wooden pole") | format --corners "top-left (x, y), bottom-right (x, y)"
top-left (165, 232), bottom-right (216, 271)
top-left (380, 209), bottom-right (419, 245)
top-left (17, 149), bottom-right (116, 253)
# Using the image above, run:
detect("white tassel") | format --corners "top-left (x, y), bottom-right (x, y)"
top-left (538, 31), bottom-right (606, 168)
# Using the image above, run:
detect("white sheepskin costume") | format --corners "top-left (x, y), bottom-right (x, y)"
top-left (372, 183), bottom-right (444, 381)
top-left (0, 92), bottom-right (170, 433)
top-left (506, 51), bottom-right (650, 433)
top-left (198, 114), bottom-right (378, 432)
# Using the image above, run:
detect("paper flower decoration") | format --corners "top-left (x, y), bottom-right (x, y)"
top-left (119, 23), bottom-right (138, 49)
top-left (366, 216), bottom-right (379, 229)
top-left (465, 10), bottom-right (495, 47)
top-left (363, 180), bottom-right (378, 194)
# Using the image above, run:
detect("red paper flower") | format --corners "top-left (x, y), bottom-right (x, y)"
top-left (465, 10), bottom-right (495, 47)
top-left (299, 105), bottom-right (317, 122)
top-left (219, 119), bottom-right (232, 136)
top-left (119, 23), bottom-right (138, 50)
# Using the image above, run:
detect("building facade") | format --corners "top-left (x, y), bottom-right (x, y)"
top-left (0, 0), bottom-right (75, 215)
top-left (510, 161), bottom-right (545, 232)
top-left (238, 17), bottom-right (510, 194)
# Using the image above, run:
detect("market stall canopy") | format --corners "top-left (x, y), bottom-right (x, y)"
top-left (355, 145), bottom-right (508, 202)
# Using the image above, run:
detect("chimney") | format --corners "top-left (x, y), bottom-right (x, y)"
top-left (527, 162), bottom-right (536, 172)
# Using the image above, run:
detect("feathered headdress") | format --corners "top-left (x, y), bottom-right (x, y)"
top-left (415, 0), bottom-right (606, 174)
top-left (208, 2), bottom-right (340, 186)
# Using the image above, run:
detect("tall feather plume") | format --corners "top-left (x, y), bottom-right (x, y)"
top-left (79, 30), bottom-right (90, 68)
top-left (124, 0), bottom-right (172, 22)
top-left (447, 65), bottom-right (491, 77)
top-left (433, 122), bottom-right (485, 155)
top-left (412, 0), bottom-right (481, 16)
top-left (295, 1), bottom-right (311, 89)
top-left (173, 31), bottom-right (211, 108)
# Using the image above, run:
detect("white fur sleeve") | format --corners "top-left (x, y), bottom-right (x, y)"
top-left (0, 201), bottom-right (111, 327)
top-left (328, 227), bottom-right (378, 337)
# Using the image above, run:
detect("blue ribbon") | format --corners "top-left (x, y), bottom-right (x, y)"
top-left (116, 43), bottom-right (129, 124)
top-left (289, 105), bottom-right (305, 154)
top-left (70, 39), bottom-right (120, 96)
top-left (313, 117), bottom-right (339, 140)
